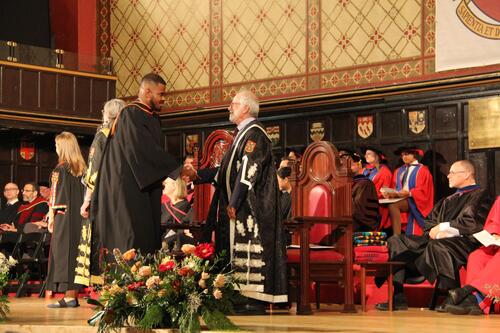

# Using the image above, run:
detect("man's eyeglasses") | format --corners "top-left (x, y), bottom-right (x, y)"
top-left (21, 189), bottom-right (34, 193)
top-left (448, 170), bottom-right (467, 175)
top-left (3, 188), bottom-right (18, 192)
top-left (229, 102), bottom-right (241, 107)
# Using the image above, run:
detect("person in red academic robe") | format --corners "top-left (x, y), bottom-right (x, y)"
top-left (361, 147), bottom-right (392, 230)
top-left (385, 146), bottom-right (434, 235)
top-left (445, 196), bottom-right (500, 315)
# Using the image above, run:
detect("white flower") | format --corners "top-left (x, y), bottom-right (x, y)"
top-left (8, 256), bottom-right (17, 266)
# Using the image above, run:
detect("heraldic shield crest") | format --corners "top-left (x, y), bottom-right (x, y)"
top-left (408, 110), bottom-right (426, 134)
top-left (357, 115), bottom-right (373, 139)
top-left (310, 121), bottom-right (325, 142)
top-left (266, 125), bottom-right (280, 146)
top-left (20, 142), bottom-right (35, 160)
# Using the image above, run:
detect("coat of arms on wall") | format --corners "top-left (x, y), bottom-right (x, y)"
top-left (408, 110), bottom-right (426, 134)
top-left (185, 134), bottom-right (199, 155)
top-left (357, 115), bottom-right (374, 139)
top-left (20, 142), bottom-right (35, 160)
top-left (310, 121), bottom-right (325, 142)
top-left (266, 125), bottom-right (280, 146)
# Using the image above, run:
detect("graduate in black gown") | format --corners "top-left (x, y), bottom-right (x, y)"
top-left (161, 177), bottom-right (193, 250)
top-left (196, 90), bottom-right (287, 314)
top-left (376, 160), bottom-right (494, 311)
top-left (91, 74), bottom-right (190, 256)
top-left (46, 132), bottom-right (86, 308)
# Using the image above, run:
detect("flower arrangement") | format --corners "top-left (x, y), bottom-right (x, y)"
top-left (88, 243), bottom-right (240, 333)
top-left (0, 253), bottom-right (17, 320)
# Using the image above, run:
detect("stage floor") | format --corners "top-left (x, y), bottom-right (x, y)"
top-left (1, 297), bottom-right (499, 333)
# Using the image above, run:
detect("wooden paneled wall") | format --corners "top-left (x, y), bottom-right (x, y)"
top-left (162, 81), bottom-right (500, 200)
top-left (0, 61), bottom-right (115, 122)
top-left (0, 129), bottom-right (93, 194)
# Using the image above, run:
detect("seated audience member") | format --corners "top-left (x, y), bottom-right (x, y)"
top-left (279, 157), bottom-right (293, 169)
top-left (0, 183), bottom-right (21, 226)
top-left (445, 196), bottom-right (500, 315)
top-left (277, 166), bottom-right (292, 221)
top-left (161, 177), bottom-right (193, 250)
top-left (361, 147), bottom-right (392, 230)
top-left (182, 155), bottom-right (195, 205)
top-left (340, 151), bottom-right (379, 231)
top-left (385, 147), bottom-right (434, 235)
top-left (37, 181), bottom-right (51, 201)
top-left (1, 182), bottom-right (48, 234)
top-left (278, 166), bottom-right (293, 246)
top-left (376, 160), bottom-right (494, 311)
top-left (1, 182), bottom-right (49, 255)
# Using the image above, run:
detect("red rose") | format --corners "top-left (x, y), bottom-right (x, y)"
top-left (127, 281), bottom-right (144, 291)
top-left (194, 243), bottom-right (214, 259)
top-left (172, 280), bottom-right (181, 291)
top-left (158, 261), bottom-right (175, 272)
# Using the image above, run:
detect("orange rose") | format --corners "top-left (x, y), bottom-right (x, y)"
top-left (122, 249), bottom-right (136, 261)
top-left (145, 276), bottom-right (161, 289)
top-left (138, 266), bottom-right (152, 277)
top-left (181, 244), bottom-right (196, 255)
top-left (213, 274), bottom-right (226, 288)
top-left (213, 288), bottom-right (223, 299)
top-left (178, 266), bottom-right (195, 277)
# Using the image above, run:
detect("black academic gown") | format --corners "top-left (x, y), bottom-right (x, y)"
top-left (197, 119), bottom-right (287, 303)
top-left (75, 127), bottom-right (109, 286)
top-left (352, 174), bottom-right (379, 231)
top-left (0, 201), bottom-right (21, 225)
top-left (46, 163), bottom-right (85, 292)
top-left (388, 186), bottom-right (494, 288)
top-left (161, 199), bottom-right (194, 249)
top-left (91, 100), bottom-right (179, 256)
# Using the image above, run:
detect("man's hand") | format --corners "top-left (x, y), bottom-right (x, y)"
top-left (429, 225), bottom-right (440, 239)
top-left (398, 190), bottom-right (410, 198)
top-left (181, 164), bottom-right (198, 182)
top-left (32, 221), bottom-right (48, 229)
top-left (80, 201), bottom-right (90, 218)
top-left (227, 206), bottom-right (236, 220)
top-left (0, 224), bottom-right (15, 232)
top-left (47, 214), bottom-right (54, 233)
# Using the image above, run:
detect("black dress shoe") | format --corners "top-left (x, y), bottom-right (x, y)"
top-left (405, 275), bottom-right (426, 284)
top-left (375, 293), bottom-right (408, 311)
top-left (446, 294), bottom-right (482, 315)
top-left (232, 301), bottom-right (267, 315)
top-left (435, 296), bottom-right (453, 313)
top-left (449, 286), bottom-right (474, 305)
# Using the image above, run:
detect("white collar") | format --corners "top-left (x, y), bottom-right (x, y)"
top-left (237, 117), bottom-right (256, 131)
top-left (7, 199), bottom-right (18, 205)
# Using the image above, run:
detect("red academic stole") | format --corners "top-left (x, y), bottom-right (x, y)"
top-left (17, 196), bottom-right (48, 225)
top-left (163, 201), bottom-right (188, 224)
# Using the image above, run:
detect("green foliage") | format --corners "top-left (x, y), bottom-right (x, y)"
top-left (89, 245), bottom-right (239, 333)
top-left (202, 309), bottom-right (238, 331)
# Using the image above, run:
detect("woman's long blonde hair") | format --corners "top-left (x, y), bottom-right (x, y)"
top-left (55, 132), bottom-right (87, 177)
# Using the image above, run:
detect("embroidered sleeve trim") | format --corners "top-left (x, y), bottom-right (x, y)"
top-left (233, 272), bottom-right (265, 282)
top-left (233, 258), bottom-right (266, 268)
top-left (234, 243), bottom-right (263, 253)
top-left (240, 155), bottom-right (252, 190)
